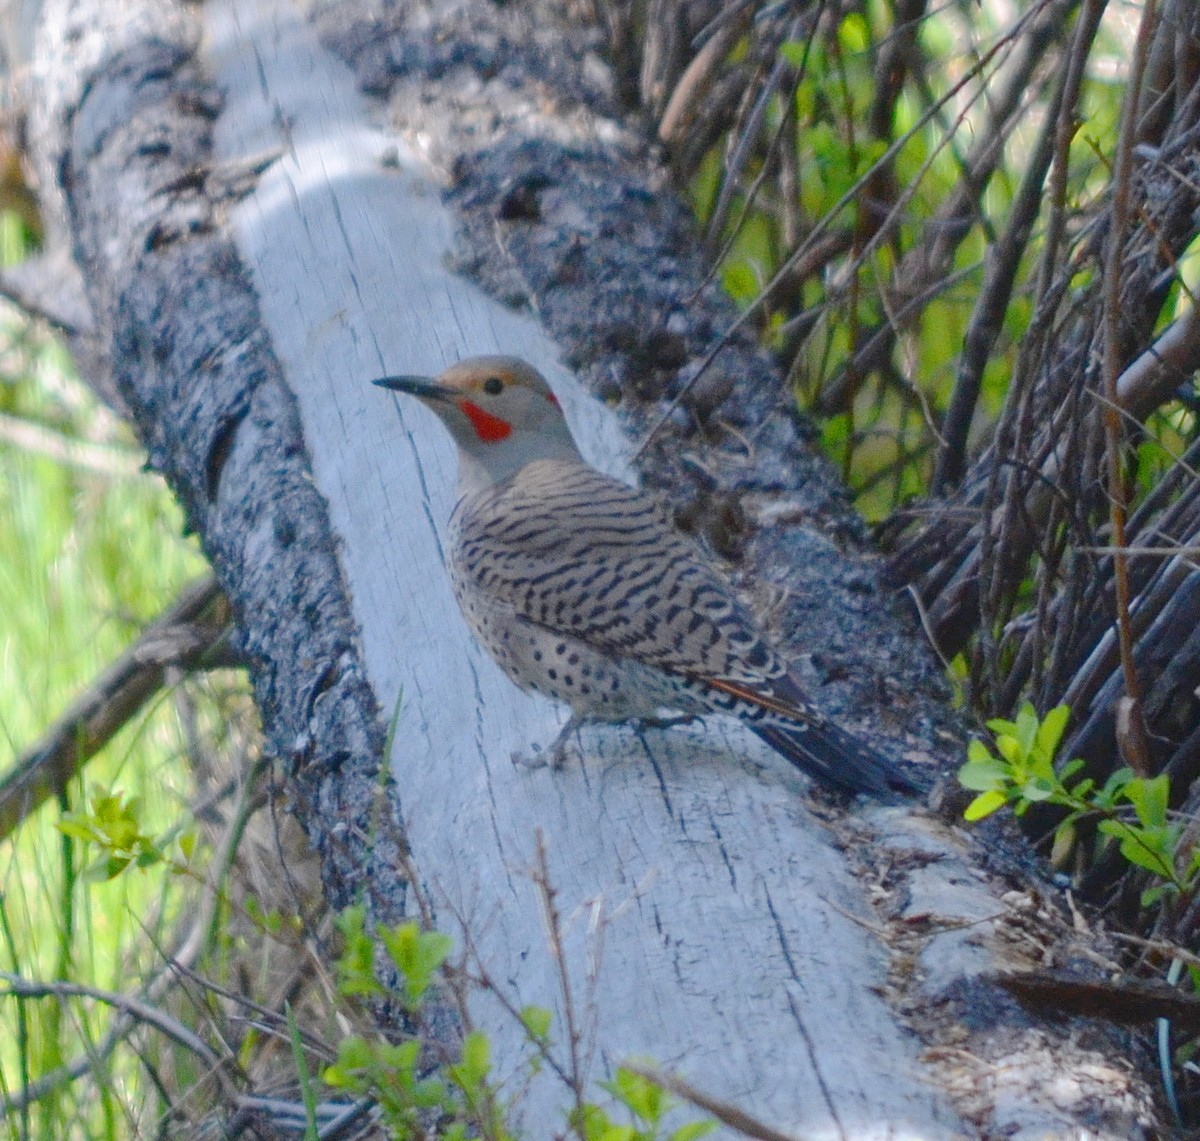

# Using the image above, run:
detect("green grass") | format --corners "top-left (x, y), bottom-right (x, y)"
top-left (0, 211), bottom-right (213, 1138)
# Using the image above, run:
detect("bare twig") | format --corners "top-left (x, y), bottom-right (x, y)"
top-left (0, 574), bottom-right (232, 840)
top-left (0, 411), bottom-right (142, 475)
top-left (532, 827), bottom-right (588, 1112)
top-left (624, 1063), bottom-right (804, 1141)
top-left (1101, 0), bottom-right (1161, 775)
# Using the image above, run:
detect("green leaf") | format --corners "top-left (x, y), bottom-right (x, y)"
top-left (1142, 882), bottom-right (1178, 908)
top-left (458, 1030), bottom-right (491, 1085)
top-left (671, 1123), bottom-right (717, 1141)
top-left (1123, 774), bottom-right (1169, 829)
top-left (721, 260), bottom-right (759, 307)
top-left (779, 40), bottom-right (808, 68)
top-left (1050, 820), bottom-right (1076, 868)
top-left (966, 738), bottom-right (996, 765)
top-left (334, 906), bottom-right (382, 998)
top-left (1096, 767), bottom-right (1135, 804)
top-left (324, 1035), bottom-right (374, 1088)
top-left (1036, 705), bottom-right (1070, 759)
top-left (838, 13), bottom-right (870, 52)
top-left (1019, 776), bottom-right (1056, 803)
top-left (600, 1127), bottom-right (636, 1141)
top-left (1098, 821), bottom-right (1174, 878)
top-left (520, 1004), bottom-right (552, 1043)
top-left (573, 1103), bottom-right (616, 1141)
top-left (964, 789), bottom-right (1007, 821)
top-left (958, 754), bottom-right (1009, 791)
top-left (380, 921), bottom-right (453, 1007)
top-left (995, 734), bottom-right (1021, 766)
top-left (1060, 759), bottom-right (1086, 784)
top-left (1014, 704), bottom-right (1039, 759)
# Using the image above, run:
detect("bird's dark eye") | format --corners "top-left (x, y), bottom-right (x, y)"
top-left (483, 376), bottom-right (504, 395)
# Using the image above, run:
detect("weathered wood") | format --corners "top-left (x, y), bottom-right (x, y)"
top-left (201, 2), bottom-right (953, 1134)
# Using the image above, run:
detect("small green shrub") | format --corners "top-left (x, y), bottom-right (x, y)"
top-left (959, 703), bottom-right (1195, 907)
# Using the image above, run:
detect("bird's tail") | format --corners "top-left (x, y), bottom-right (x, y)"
top-left (748, 717), bottom-right (917, 798)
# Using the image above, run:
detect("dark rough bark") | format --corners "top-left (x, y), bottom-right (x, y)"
top-left (32, 7), bottom-right (410, 923)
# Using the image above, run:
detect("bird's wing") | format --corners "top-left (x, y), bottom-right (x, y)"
top-left (452, 459), bottom-right (814, 710)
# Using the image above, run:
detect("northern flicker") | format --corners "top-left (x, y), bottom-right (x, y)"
top-left (375, 355), bottom-right (912, 797)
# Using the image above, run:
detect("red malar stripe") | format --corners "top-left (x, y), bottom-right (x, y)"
top-left (459, 399), bottom-right (513, 442)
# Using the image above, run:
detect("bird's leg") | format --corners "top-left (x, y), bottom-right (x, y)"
top-left (513, 712), bottom-right (703, 771)
top-left (512, 712), bottom-right (589, 771)
top-left (546, 714), bottom-right (584, 769)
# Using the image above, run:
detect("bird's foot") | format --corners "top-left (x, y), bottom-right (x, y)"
top-left (633, 713), bottom-right (703, 732)
top-left (512, 716), bottom-right (585, 771)
top-left (510, 743), bottom-right (551, 771)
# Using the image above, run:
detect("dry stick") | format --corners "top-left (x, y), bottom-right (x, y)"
top-left (822, 55), bottom-right (1044, 421)
top-left (0, 775), bottom-right (253, 1122)
top-left (799, 0), bottom-right (1048, 285)
top-left (532, 828), bottom-right (587, 1113)
top-left (924, 287), bottom-right (1200, 656)
top-left (0, 974), bottom-right (227, 1073)
top-left (691, 0), bottom-right (757, 50)
top-left (0, 963), bottom-right (242, 1124)
top-left (867, 0), bottom-right (927, 143)
top-left (657, 12), bottom-right (749, 147)
top-left (995, 2), bottom-right (1181, 693)
top-left (624, 1063), bottom-right (804, 1141)
top-left (897, 0), bottom-right (1053, 275)
top-left (0, 412), bottom-right (142, 476)
top-left (1064, 536), bottom-right (1200, 716)
top-left (934, 54), bottom-right (1067, 492)
top-left (777, 95), bottom-right (802, 257)
top-left (697, 10), bottom-right (816, 298)
top-left (806, 13), bottom-right (1043, 419)
top-left (900, 0), bottom-right (1102, 641)
top-left (0, 573), bottom-right (231, 841)
top-left (1102, 0), bottom-right (1161, 776)
top-left (705, 30), bottom-right (794, 244)
top-left (707, 0), bottom-right (950, 325)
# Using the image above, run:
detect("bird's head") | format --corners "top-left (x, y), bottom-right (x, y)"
top-left (374, 356), bottom-right (581, 490)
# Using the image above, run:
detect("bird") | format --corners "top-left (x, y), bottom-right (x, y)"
top-left (374, 355), bottom-right (913, 797)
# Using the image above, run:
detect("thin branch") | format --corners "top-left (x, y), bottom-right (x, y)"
top-left (1101, 0), bottom-right (1161, 775)
top-left (0, 574), bottom-right (232, 840)
top-left (624, 1063), bottom-right (803, 1141)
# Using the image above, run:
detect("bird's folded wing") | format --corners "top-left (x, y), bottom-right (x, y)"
top-left (454, 460), bottom-right (812, 711)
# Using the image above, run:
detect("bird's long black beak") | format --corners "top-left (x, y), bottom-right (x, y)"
top-left (372, 376), bottom-right (452, 402)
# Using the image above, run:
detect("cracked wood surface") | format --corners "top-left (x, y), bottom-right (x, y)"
top-left (201, 1), bottom-right (953, 1134)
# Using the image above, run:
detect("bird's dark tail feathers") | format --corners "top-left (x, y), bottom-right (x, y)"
top-left (748, 717), bottom-right (918, 799)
